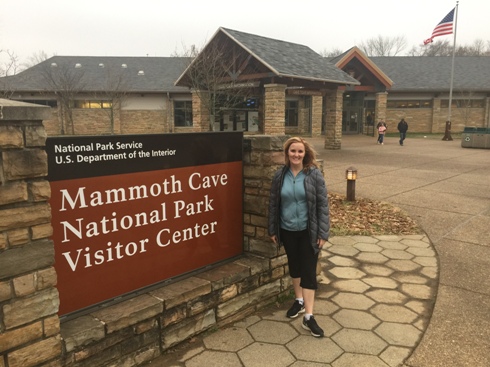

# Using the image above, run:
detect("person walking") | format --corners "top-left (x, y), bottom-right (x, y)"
top-left (268, 137), bottom-right (330, 338)
top-left (397, 118), bottom-right (409, 146)
top-left (377, 121), bottom-right (387, 145)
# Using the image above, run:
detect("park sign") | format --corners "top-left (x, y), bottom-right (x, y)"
top-left (46, 132), bottom-right (243, 316)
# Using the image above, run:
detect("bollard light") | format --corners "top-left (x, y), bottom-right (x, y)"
top-left (345, 166), bottom-right (358, 201)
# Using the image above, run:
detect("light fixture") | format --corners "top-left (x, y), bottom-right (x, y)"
top-left (345, 166), bottom-right (358, 201)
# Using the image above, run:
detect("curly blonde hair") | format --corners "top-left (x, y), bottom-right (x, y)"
top-left (283, 137), bottom-right (319, 170)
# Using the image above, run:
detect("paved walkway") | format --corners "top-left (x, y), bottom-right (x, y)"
top-left (147, 135), bottom-right (490, 367)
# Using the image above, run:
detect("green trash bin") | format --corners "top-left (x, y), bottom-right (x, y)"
top-left (461, 132), bottom-right (474, 147)
top-left (462, 126), bottom-right (490, 148)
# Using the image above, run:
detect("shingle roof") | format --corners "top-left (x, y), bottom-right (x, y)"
top-left (3, 56), bottom-right (191, 93)
top-left (369, 56), bottom-right (490, 92)
top-left (219, 28), bottom-right (360, 86)
top-left (3, 50), bottom-right (490, 95)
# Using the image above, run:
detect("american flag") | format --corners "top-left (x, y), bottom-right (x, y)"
top-left (424, 8), bottom-right (455, 45)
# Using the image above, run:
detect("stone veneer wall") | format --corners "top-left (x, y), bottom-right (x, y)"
top-left (263, 84), bottom-right (286, 136)
top-left (311, 95), bottom-right (323, 137)
top-left (386, 106), bottom-right (486, 134)
top-left (375, 92), bottom-right (388, 124)
top-left (191, 90), bottom-right (211, 132)
top-left (325, 90), bottom-right (343, 150)
top-left (120, 110), bottom-right (167, 134)
top-left (0, 101), bottom-right (294, 367)
top-left (0, 100), bottom-right (62, 367)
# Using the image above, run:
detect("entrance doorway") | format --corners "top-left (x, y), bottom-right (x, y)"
top-left (342, 92), bottom-right (364, 134)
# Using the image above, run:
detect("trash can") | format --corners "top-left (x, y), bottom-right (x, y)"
top-left (462, 127), bottom-right (490, 149)
top-left (462, 127), bottom-right (476, 148)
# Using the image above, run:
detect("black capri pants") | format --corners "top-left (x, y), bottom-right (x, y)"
top-left (280, 228), bottom-right (319, 290)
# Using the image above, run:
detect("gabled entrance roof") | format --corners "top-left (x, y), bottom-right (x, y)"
top-left (175, 27), bottom-right (359, 89)
top-left (330, 47), bottom-right (393, 91)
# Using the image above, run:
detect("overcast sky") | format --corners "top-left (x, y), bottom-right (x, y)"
top-left (1, 0), bottom-right (488, 64)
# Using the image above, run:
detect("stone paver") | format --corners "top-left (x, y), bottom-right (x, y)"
top-left (148, 234), bottom-right (438, 367)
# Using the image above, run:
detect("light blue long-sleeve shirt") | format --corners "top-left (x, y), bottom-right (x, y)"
top-left (280, 169), bottom-right (308, 231)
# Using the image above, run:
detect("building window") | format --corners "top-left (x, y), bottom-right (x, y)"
top-left (285, 101), bottom-right (298, 127)
top-left (174, 101), bottom-right (193, 127)
top-left (74, 100), bottom-right (112, 109)
top-left (21, 99), bottom-right (58, 108)
top-left (387, 100), bottom-right (432, 108)
top-left (440, 99), bottom-right (484, 108)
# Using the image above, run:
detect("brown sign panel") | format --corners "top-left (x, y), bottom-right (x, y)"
top-left (47, 133), bottom-right (243, 316)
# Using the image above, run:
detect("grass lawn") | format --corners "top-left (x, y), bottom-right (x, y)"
top-left (384, 132), bottom-right (462, 140)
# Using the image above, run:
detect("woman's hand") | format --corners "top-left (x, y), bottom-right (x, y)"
top-left (317, 238), bottom-right (327, 249)
top-left (271, 235), bottom-right (278, 245)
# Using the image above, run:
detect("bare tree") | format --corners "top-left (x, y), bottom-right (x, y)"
top-left (406, 40), bottom-right (452, 56)
top-left (90, 63), bottom-right (130, 134)
top-left (359, 35), bottom-right (407, 56)
top-left (38, 60), bottom-right (86, 135)
top-left (319, 47), bottom-right (344, 58)
top-left (21, 50), bottom-right (50, 70)
top-left (407, 39), bottom-right (490, 57)
top-left (454, 90), bottom-right (479, 127)
top-left (175, 41), bottom-right (256, 131)
top-left (0, 49), bottom-right (22, 99)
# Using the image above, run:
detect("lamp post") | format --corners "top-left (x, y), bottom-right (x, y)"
top-left (346, 167), bottom-right (357, 202)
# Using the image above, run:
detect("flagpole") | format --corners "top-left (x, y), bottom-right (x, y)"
top-left (443, 1), bottom-right (458, 141)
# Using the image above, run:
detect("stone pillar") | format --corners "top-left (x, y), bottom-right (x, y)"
top-left (263, 84), bottom-right (286, 135)
top-left (311, 95), bottom-right (323, 137)
top-left (324, 89), bottom-right (343, 150)
top-left (375, 92), bottom-right (388, 125)
top-left (0, 100), bottom-right (62, 367)
top-left (192, 90), bottom-right (211, 132)
top-left (242, 135), bottom-right (288, 258)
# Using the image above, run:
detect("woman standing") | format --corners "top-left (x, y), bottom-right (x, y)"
top-left (268, 137), bottom-right (330, 337)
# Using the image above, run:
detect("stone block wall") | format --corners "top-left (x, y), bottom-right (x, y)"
top-left (0, 100), bottom-right (62, 367)
top-left (191, 90), bottom-right (211, 132)
top-left (325, 90), bottom-right (343, 150)
top-left (375, 92), bottom-right (388, 124)
top-left (311, 95), bottom-right (323, 136)
top-left (263, 84), bottom-right (286, 136)
top-left (0, 102), bottom-right (294, 367)
top-left (120, 110), bottom-right (167, 134)
top-left (385, 106), bottom-right (487, 134)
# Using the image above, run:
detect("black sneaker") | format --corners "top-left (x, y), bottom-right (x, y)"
top-left (286, 300), bottom-right (305, 318)
top-left (302, 316), bottom-right (324, 337)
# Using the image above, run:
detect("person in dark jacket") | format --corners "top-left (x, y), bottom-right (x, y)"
top-left (397, 118), bottom-right (408, 146)
top-left (268, 137), bottom-right (330, 337)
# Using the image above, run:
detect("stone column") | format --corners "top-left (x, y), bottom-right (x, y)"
top-left (375, 92), bottom-right (388, 124)
top-left (311, 95), bottom-right (323, 137)
top-left (242, 135), bottom-right (288, 258)
top-left (324, 89), bottom-right (343, 150)
top-left (263, 84), bottom-right (286, 135)
top-left (0, 100), bottom-right (62, 367)
top-left (192, 90), bottom-right (211, 132)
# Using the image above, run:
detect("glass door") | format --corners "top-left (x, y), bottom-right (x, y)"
top-left (342, 93), bottom-right (364, 134)
top-left (342, 108), bottom-right (363, 134)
